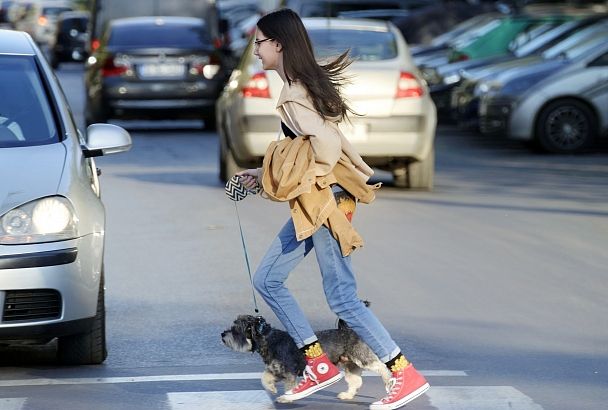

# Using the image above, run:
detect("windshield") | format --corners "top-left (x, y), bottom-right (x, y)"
top-left (542, 23), bottom-right (608, 59)
top-left (309, 29), bottom-right (398, 61)
top-left (0, 56), bottom-right (58, 148)
top-left (108, 22), bottom-right (210, 48)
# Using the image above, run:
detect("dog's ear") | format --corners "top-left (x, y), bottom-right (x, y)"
top-left (254, 316), bottom-right (271, 336)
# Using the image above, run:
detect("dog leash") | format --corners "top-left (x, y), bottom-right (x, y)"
top-left (225, 175), bottom-right (260, 313)
top-left (233, 201), bottom-right (259, 313)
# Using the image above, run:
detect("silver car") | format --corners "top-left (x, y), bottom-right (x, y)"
top-left (0, 29), bottom-right (131, 363)
top-left (479, 35), bottom-right (608, 153)
top-left (216, 18), bottom-right (437, 189)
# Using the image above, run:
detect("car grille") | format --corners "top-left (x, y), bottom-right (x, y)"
top-left (2, 289), bottom-right (62, 322)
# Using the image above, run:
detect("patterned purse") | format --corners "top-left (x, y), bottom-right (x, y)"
top-left (225, 175), bottom-right (259, 201)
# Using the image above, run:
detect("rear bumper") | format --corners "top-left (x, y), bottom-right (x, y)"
top-left (232, 110), bottom-right (436, 165)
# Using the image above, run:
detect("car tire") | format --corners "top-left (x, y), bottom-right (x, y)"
top-left (536, 99), bottom-right (596, 154)
top-left (57, 273), bottom-right (107, 365)
top-left (219, 124), bottom-right (243, 182)
top-left (85, 108), bottom-right (108, 126)
top-left (407, 147), bottom-right (434, 190)
top-left (202, 109), bottom-right (217, 131)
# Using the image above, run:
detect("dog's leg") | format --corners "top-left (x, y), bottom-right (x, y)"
top-left (366, 360), bottom-right (393, 390)
top-left (284, 373), bottom-right (297, 392)
top-left (338, 363), bottom-right (362, 400)
top-left (261, 369), bottom-right (278, 394)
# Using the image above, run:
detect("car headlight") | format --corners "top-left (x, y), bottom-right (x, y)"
top-left (443, 73), bottom-right (461, 85)
top-left (474, 81), bottom-right (502, 97)
top-left (0, 196), bottom-right (78, 245)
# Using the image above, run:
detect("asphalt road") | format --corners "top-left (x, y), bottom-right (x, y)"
top-left (0, 64), bottom-right (606, 410)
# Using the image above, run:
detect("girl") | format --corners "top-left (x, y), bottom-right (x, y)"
top-left (236, 8), bottom-right (429, 410)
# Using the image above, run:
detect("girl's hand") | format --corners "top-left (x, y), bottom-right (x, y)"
top-left (236, 169), bottom-right (259, 190)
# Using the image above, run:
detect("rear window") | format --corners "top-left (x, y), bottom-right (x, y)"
top-left (61, 17), bottom-right (88, 32)
top-left (309, 29), bottom-right (398, 61)
top-left (108, 22), bottom-right (210, 48)
top-left (0, 56), bottom-right (58, 148)
top-left (42, 6), bottom-right (72, 16)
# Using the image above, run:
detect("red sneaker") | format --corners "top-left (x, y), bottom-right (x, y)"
top-left (281, 353), bottom-right (343, 401)
top-left (370, 364), bottom-right (429, 410)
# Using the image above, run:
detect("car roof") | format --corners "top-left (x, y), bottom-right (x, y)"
top-left (109, 16), bottom-right (206, 28)
top-left (0, 29), bottom-right (36, 55)
top-left (303, 17), bottom-right (391, 32)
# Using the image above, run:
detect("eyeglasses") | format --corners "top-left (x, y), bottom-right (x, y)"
top-left (254, 38), bottom-right (273, 47)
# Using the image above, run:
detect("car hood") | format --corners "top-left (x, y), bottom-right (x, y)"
top-left (0, 143), bottom-right (67, 216)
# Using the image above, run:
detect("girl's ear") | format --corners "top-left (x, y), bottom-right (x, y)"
top-left (275, 41), bottom-right (283, 52)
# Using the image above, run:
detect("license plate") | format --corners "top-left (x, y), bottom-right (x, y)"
top-left (138, 63), bottom-right (185, 78)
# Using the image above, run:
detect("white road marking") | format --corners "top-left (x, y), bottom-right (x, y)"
top-left (426, 386), bottom-right (544, 410)
top-left (0, 398), bottom-right (26, 410)
top-left (167, 391), bottom-right (274, 410)
top-left (0, 370), bottom-right (464, 387)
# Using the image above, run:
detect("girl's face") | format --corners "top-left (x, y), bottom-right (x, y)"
top-left (253, 29), bottom-right (281, 71)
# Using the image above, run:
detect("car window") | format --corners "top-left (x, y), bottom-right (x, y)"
top-left (42, 6), bottom-right (72, 16)
top-left (542, 23), bottom-right (608, 59)
top-left (301, 2), bottom-right (403, 17)
top-left (309, 29), bottom-right (398, 61)
top-left (589, 52), bottom-right (608, 67)
top-left (61, 17), bottom-right (88, 32)
top-left (0, 55), bottom-right (58, 148)
top-left (108, 22), bottom-right (210, 48)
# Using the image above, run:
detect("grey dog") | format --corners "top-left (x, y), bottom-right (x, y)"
top-left (221, 314), bottom-right (391, 402)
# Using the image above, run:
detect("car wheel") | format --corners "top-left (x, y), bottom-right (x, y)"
top-left (536, 99), bottom-right (596, 154)
top-left (202, 109), bottom-right (217, 131)
top-left (57, 272), bottom-right (107, 365)
top-left (408, 147), bottom-right (434, 190)
top-left (85, 108), bottom-right (108, 126)
top-left (393, 166), bottom-right (407, 188)
top-left (50, 53), bottom-right (59, 69)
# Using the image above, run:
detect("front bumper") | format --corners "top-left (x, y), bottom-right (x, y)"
top-left (479, 96), bottom-right (516, 135)
top-left (0, 234), bottom-right (103, 340)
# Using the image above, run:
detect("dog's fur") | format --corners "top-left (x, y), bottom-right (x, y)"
top-left (221, 314), bottom-right (391, 402)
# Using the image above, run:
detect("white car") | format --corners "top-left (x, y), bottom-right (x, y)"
top-left (217, 18), bottom-right (437, 189)
top-left (14, 0), bottom-right (72, 45)
top-left (0, 29), bottom-right (131, 363)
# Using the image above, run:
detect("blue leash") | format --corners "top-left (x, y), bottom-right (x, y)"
top-left (233, 201), bottom-right (259, 313)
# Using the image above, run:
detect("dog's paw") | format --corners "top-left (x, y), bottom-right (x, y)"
top-left (276, 395), bottom-right (294, 404)
top-left (264, 385), bottom-right (278, 395)
top-left (338, 392), bottom-right (355, 400)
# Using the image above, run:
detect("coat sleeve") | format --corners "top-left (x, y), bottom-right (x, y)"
top-left (283, 101), bottom-right (341, 177)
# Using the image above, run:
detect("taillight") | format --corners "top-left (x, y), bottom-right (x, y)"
top-left (101, 57), bottom-right (128, 77)
top-left (91, 38), bottom-right (100, 52)
top-left (242, 72), bottom-right (270, 98)
top-left (190, 54), bottom-right (221, 79)
top-left (396, 72), bottom-right (423, 98)
top-left (455, 54), bottom-right (469, 62)
top-left (38, 16), bottom-right (48, 26)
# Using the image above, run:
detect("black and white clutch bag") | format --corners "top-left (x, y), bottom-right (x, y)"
top-left (225, 175), bottom-right (259, 201)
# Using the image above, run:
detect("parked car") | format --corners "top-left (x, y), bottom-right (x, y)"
top-left (478, 37), bottom-right (608, 153)
top-left (49, 11), bottom-right (89, 68)
top-left (84, 16), bottom-right (228, 129)
top-left (450, 19), bottom-right (608, 128)
top-left (0, 0), bottom-right (15, 26)
top-left (0, 29), bottom-right (131, 363)
top-left (14, 0), bottom-right (73, 45)
top-left (217, 18), bottom-right (437, 189)
top-left (282, 0), bottom-right (433, 17)
top-left (448, 15), bottom-right (608, 124)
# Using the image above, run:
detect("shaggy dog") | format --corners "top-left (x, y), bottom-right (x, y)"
top-left (221, 314), bottom-right (391, 402)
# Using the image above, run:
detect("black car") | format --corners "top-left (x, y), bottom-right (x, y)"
top-left (84, 16), bottom-right (227, 129)
top-left (50, 11), bottom-right (89, 68)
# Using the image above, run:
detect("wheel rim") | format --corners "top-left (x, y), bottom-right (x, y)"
top-left (545, 106), bottom-right (589, 150)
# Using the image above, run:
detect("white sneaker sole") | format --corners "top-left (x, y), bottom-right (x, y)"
top-left (369, 382), bottom-right (430, 410)
top-left (279, 372), bottom-right (344, 402)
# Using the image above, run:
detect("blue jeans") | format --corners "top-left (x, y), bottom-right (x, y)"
top-left (253, 218), bottom-right (400, 363)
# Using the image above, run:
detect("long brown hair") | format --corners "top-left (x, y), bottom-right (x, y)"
top-left (257, 8), bottom-right (354, 121)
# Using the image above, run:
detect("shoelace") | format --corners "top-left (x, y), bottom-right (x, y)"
top-left (383, 376), bottom-right (403, 401)
top-left (296, 365), bottom-right (319, 388)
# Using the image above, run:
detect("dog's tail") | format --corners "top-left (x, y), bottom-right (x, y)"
top-left (337, 300), bottom-right (371, 330)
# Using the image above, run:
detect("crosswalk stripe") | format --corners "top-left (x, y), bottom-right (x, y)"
top-left (426, 386), bottom-right (544, 410)
top-left (0, 370), bottom-right (464, 387)
top-left (167, 391), bottom-right (273, 410)
top-left (0, 398), bottom-right (26, 410)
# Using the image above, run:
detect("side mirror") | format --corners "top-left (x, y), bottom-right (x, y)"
top-left (82, 123), bottom-right (132, 157)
